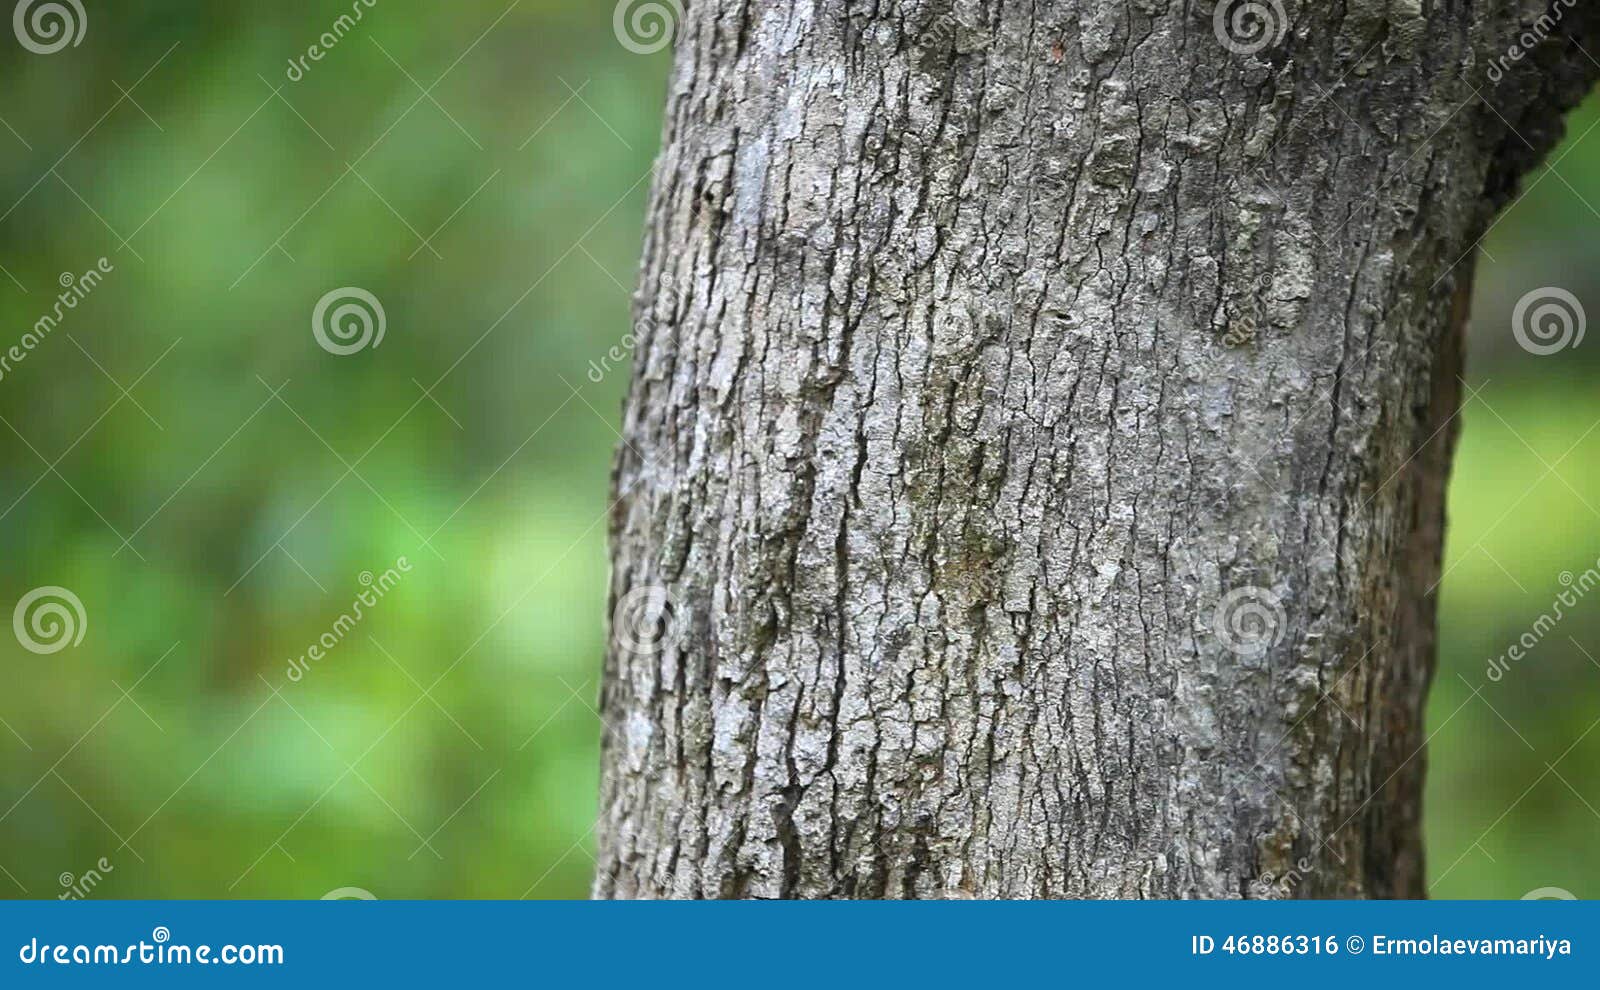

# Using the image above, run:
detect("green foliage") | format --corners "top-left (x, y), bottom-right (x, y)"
top-left (1423, 94), bottom-right (1600, 902)
top-left (0, 0), bottom-right (665, 899)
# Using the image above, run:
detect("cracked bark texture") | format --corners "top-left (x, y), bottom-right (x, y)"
top-left (593, 0), bottom-right (1600, 898)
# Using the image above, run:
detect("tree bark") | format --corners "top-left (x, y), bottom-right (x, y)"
top-left (594, 0), bottom-right (1600, 898)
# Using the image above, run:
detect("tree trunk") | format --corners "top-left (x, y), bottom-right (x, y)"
top-left (594, 0), bottom-right (1600, 899)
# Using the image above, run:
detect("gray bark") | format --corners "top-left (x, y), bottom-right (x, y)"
top-left (593, 0), bottom-right (1600, 898)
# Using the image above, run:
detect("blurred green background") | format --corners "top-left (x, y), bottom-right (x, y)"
top-left (1425, 93), bottom-right (1600, 900)
top-left (0, 1), bottom-right (1594, 900)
